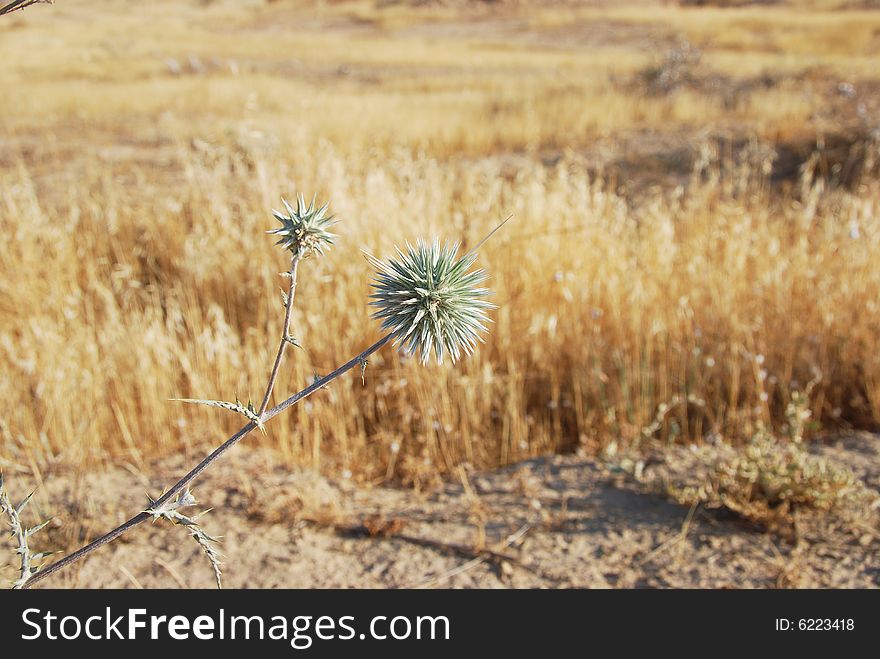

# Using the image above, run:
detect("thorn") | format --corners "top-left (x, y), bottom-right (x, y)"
top-left (465, 214), bottom-right (514, 259)
top-left (359, 358), bottom-right (368, 386)
top-left (26, 519), bottom-right (52, 537)
top-left (15, 491), bottom-right (35, 515)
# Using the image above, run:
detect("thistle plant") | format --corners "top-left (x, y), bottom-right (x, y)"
top-left (365, 217), bottom-right (508, 365)
top-left (5, 196), bottom-right (503, 589)
top-left (366, 240), bottom-right (493, 365)
top-left (268, 194), bottom-right (336, 259)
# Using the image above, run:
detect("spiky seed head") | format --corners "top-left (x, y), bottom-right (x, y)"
top-left (267, 194), bottom-right (336, 258)
top-left (367, 239), bottom-right (494, 365)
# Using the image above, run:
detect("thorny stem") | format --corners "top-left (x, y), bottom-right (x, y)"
top-left (257, 256), bottom-right (300, 417)
top-left (0, 484), bottom-right (32, 588)
top-left (23, 334), bottom-right (393, 588)
top-left (0, 1), bottom-right (51, 18)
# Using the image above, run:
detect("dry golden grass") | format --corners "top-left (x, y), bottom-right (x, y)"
top-left (1, 0), bottom-right (879, 487)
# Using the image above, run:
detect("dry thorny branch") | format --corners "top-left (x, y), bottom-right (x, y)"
top-left (0, 1), bottom-right (52, 18)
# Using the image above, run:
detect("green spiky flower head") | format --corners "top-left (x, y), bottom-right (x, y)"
top-left (268, 194), bottom-right (336, 258)
top-left (367, 239), bottom-right (494, 365)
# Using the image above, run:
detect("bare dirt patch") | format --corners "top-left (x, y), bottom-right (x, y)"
top-left (5, 433), bottom-right (876, 589)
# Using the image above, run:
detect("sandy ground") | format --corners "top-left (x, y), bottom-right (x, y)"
top-left (2, 433), bottom-right (876, 589)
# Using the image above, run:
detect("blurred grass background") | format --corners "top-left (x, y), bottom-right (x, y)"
top-left (1, 0), bottom-right (879, 487)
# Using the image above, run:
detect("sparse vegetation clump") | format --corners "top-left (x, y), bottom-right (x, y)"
top-left (610, 383), bottom-right (878, 535)
top-left (660, 435), bottom-right (876, 529)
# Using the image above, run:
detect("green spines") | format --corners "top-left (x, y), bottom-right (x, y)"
top-left (366, 239), bottom-right (494, 365)
top-left (267, 194), bottom-right (337, 259)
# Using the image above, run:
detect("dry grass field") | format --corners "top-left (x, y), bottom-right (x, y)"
top-left (1, 0), bottom-right (879, 588)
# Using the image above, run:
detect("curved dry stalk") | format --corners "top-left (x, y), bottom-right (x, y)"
top-left (257, 255), bottom-right (301, 417)
top-left (22, 333), bottom-right (392, 588)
